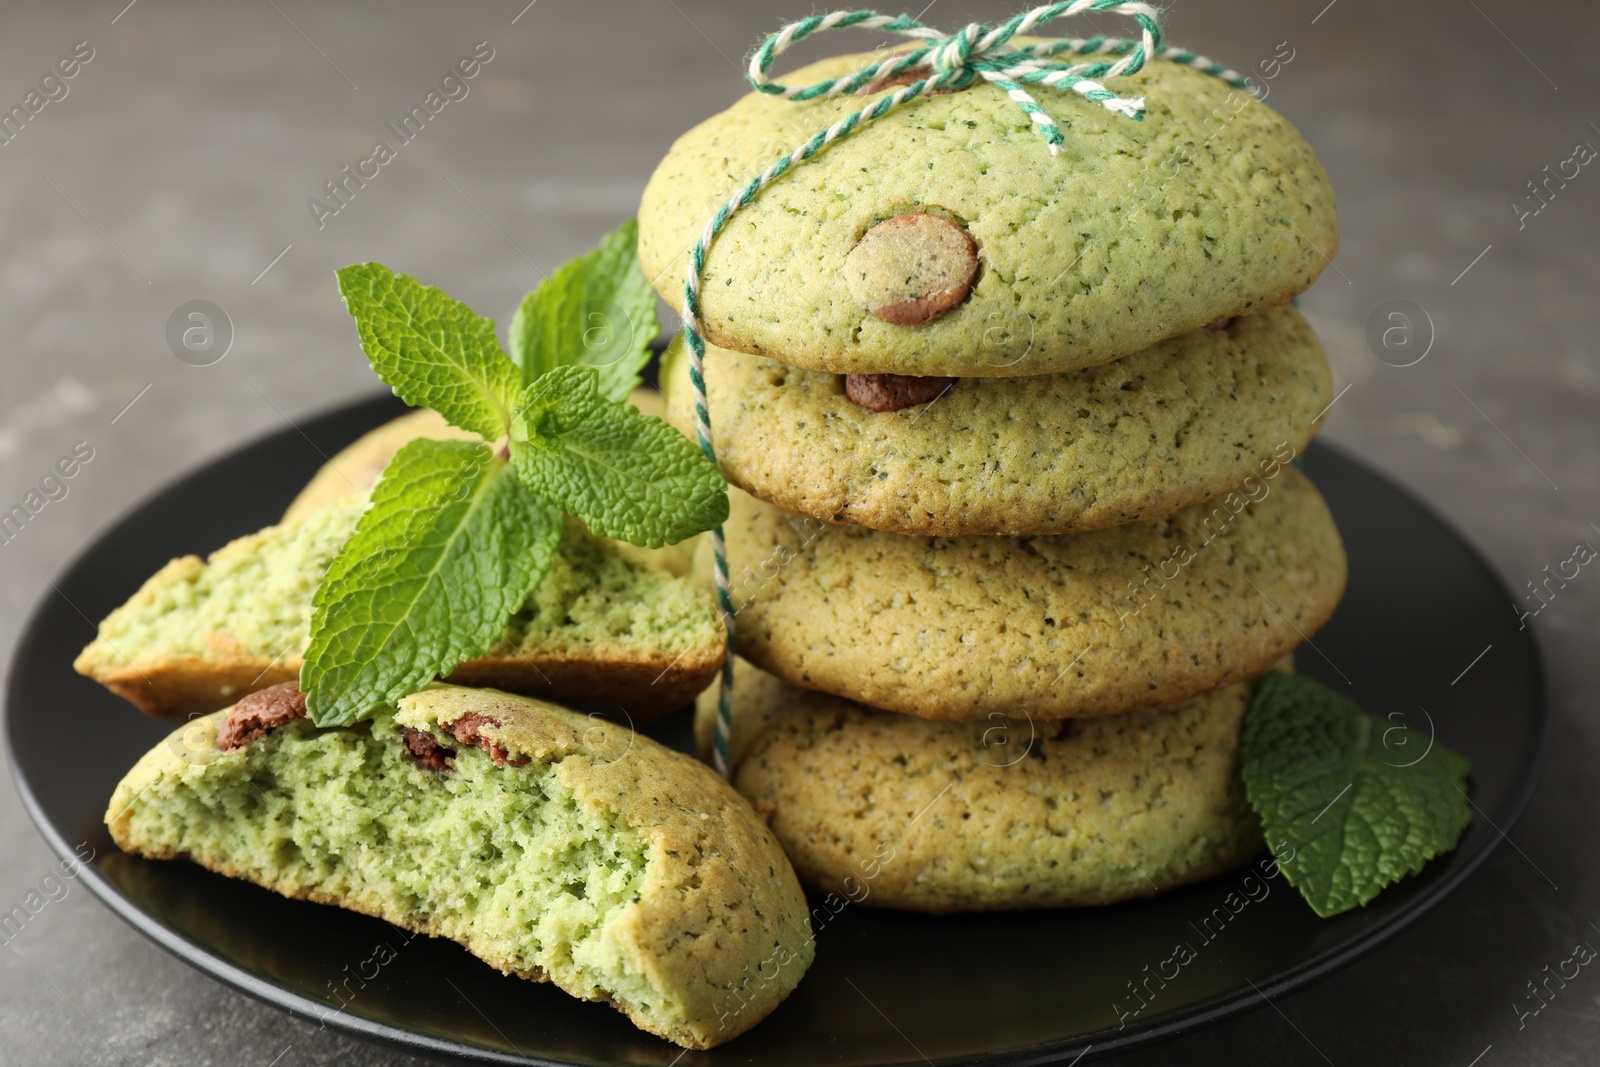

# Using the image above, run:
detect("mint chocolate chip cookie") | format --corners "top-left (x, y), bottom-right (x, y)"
top-left (694, 659), bottom-right (1268, 912)
top-left (708, 467), bottom-right (1345, 721)
top-left (639, 45), bottom-right (1338, 377)
top-left (663, 305), bottom-right (1331, 536)
top-left (74, 497), bottom-right (724, 722)
top-left (107, 683), bottom-right (813, 1049)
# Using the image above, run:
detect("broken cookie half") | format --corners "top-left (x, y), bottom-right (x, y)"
top-left (73, 496), bottom-right (725, 723)
top-left (106, 682), bottom-right (814, 1050)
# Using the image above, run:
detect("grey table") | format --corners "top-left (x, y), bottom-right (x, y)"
top-left (1, 1), bottom-right (1595, 1064)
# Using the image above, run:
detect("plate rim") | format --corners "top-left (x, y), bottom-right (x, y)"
top-left (4, 391), bottom-right (1550, 1067)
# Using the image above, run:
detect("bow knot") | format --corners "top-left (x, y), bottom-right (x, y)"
top-left (747, 1), bottom-right (1185, 155)
top-left (929, 26), bottom-right (978, 75)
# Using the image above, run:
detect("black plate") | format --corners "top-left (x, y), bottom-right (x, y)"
top-left (6, 392), bottom-right (1545, 1066)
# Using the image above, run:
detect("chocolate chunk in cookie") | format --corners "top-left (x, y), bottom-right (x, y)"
top-left (398, 726), bottom-right (455, 771)
top-left (444, 712), bottom-right (530, 766)
top-left (845, 373), bottom-right (954, 412)
top-left (845, 213), bottom-right (978, 326)
top-left (216, 682), bottom-right (307, 751)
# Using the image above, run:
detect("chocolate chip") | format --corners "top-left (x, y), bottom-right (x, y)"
top-left (216, 682), bottom-right (307, 751)
top-left (398, 726), bottom-right (455, 771)
top-left (844, 373), bottom-right (955, 412)
top-left (443, 712), bottom-right (529, 767)
top-left (846, 213), bottom-right (978, 326)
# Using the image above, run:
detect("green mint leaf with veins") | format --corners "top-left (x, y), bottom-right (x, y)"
top-left (511, 364), bottom-right (727, 548)
top-left (507, 218), bottom-right (659, 401)
top-left (1240, 672), bottom-right (1472, 918)
top-left (336, 263), bottom-right (521, 440)
top-left (302, 437), bottom-right (562, 727)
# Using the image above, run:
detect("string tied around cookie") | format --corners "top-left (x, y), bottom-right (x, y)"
top-left (748, 1), bottom-right (1168, 155)
top-left (686, 4), bottom-right (1257, 777)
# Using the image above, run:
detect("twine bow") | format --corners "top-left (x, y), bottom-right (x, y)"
top-left (687, 4), bottom-right (1255, 776)
top-left (748, 1), bottom-right (1166, 155)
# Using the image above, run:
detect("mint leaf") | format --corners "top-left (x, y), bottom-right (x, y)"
top-left (510, 364), bottom-right (726, 547)
top-left (1240, 672), bottom-right (1473, 917)
top-left (507, 219), bottom-right (659, 401)
top-left (302, 437), bottom-right (562, 726)
top-left (336, 263), bottom-right (520, 440)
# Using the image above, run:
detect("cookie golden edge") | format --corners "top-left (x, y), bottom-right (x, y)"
top-left (79, 638), bottom-right (724, 725)
top-left (282, 407), bottom-right (478, 524)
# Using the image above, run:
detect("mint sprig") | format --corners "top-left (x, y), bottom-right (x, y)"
top-left (336, 264), bottom-right (521, 441)
top-left (508, 219), bottom-right (659, 402)
top-left (304, 221), bottom-right (725, 726)
top-left (303, 439), bottom-right (562, 726)
top-left (512, 365), bottom-right (726, 547)
top-left (1240, 672), bottom-right (1473, 917)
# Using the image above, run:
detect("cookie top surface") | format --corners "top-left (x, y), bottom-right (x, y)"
top-left (639, 45), bottom-right (1337, 376)
top-left (710, 466), bottom-right (1345, 721)
top-left (663, 306), bottom-right (1331, 536)
top-left (692, 660), bottom-right (1266, 912)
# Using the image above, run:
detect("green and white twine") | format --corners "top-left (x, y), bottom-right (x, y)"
top-left (685, 3), bottom-right (1259, 777)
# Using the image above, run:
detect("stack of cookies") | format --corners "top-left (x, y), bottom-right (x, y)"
top-left (639, 45), bottom-right (1345, 911)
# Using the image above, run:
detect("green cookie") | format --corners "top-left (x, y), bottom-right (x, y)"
top-left (705, 468), bottom-right (1346, 722)
top-left (662, 306), bottom-right (1331, 536)
top-left (640, 44), bottom-right (1338, 376)
top-left (108, 684), bottom-right (812, 1048)
top-left (694, 658), bottom-right (1269, 913)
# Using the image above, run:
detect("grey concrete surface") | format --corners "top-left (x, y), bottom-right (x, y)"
top-left (1, 0), bottom-right (1597, 1064)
